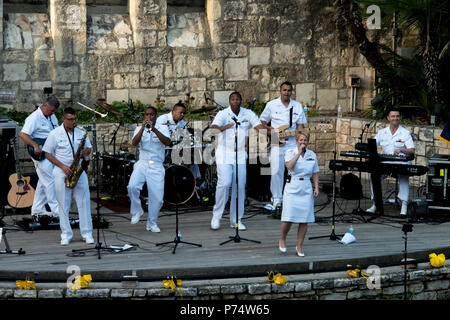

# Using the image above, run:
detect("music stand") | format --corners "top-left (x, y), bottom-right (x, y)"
top-left (220, 117), bottom-right (260, 245)
top-left (156, 165), bottom-right (202, 254)
top-left (71, 103), bottom-right (115, 259)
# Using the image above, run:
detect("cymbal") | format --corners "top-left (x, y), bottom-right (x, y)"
top-left (190, 105), bottom-right (217, 114)
top-left (96, 99), bottom-right (123, 116)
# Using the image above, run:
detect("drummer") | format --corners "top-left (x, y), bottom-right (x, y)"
top-left (127, 106), bottom-right (171, 232)
top-left (157, 102), bottom-right (201, 179)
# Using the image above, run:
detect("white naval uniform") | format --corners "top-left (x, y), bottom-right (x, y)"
top-left (157, 112), bottom-right (201, 178)
top-left (282, 148), bottom-right (319, 223)
top-left (211, 107), bottom-right (261, 224)
top-left (42, 125), bottom-right (93, 242)
top-left (259, 97), bottom-right (307, 202)
top-left (371, 125), bottom-right (415, 202)
top-left (21, 107), bottom-right (59, 216)
top-left (127, 120), bottom-right (170, 228)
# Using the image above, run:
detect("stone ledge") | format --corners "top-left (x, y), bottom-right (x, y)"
top-left (1, 266), bottom-right (449, 300)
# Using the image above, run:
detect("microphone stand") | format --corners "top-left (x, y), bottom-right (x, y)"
top-left (72, 103), bottom-right (114, 259)
top-left (309, 150), bottom-right (343, 240)
top-left (220, 115), bottom-right (261, 245)
top-left (351, 123), bottom-right (369, 222)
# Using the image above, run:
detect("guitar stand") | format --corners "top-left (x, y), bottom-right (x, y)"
top-left (0, 228), bottom-right (26, 255)
top-left (0, 207), bottom-right (25, 255)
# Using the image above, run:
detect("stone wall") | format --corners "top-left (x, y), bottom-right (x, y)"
top-left (0, 0), bottom-right (411, 114)
top-left (0, 265), bottom-right (449, 300)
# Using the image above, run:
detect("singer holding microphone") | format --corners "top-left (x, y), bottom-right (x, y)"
top-left (127, 106), bottom-right (171, 232)
top-left (279, 133), bottom-right (319, 257)
top-left (209, 92), bottom-right (264, 231)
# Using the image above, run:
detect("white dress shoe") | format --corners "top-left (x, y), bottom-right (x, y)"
top-left (366, 204), bottom-right (377, 213)
top-left (84, 235), bottom-right (95, 244)
top-left (230, 222), bottom-right (246, 230)
top-left (211, 217), bottom-right (220, 230)
top-left (296, 246), bottom-right (305, 257)
top-left (146, 225), bottom-right (161, 233)
top-left (279, 241), bottom-right (287, 253)
top-left (61, 239), bottom-right (70, 246)
top-left (131, 211), bottom-right (144, 224)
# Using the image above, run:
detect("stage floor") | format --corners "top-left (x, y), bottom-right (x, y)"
top-left (1, 190), bottom-right (450, 281)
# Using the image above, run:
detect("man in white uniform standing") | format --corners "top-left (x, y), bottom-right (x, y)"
top-left (259, 82), bottom-right (307, 210)
top-left (19, 96), bottom-right (60, 217)
top-left (127, 106), bottom-right (171, 232)
top-left (42, 107), bottom-right (93, 246)
top-left (210, 91), bottom-right (263, 231)
top-left (366, 109), bottom-right (415, 215)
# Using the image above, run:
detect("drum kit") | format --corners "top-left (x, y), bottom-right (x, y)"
top-left (96, 100), bottom-right (218, 205)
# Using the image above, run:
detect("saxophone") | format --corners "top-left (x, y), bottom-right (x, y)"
top-left (65, 127), bottom-right (89, 189)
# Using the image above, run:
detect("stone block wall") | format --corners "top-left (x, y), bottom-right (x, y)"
top-left (0, 265), bottom-right (449, 300)
top-left (0, 0), bottom-right (408, 115)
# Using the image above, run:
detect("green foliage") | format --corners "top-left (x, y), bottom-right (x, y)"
top-left (355, 0), bottom-right (450, 122)
top-left (246, 99), bottom-right (266, 117)
top-left (0, 106), bottom-right (30, 126)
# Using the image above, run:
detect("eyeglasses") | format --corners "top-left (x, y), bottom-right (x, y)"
top-left (65, 117), bottom-right (77, 121)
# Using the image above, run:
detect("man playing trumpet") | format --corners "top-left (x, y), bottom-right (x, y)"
top-left (43, 107), bottom-right (94, 246)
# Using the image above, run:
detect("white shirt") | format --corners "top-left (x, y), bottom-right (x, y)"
top-left (157, 112), bottom-right (187, 142)
top-left (285, 148), bottom-right (319, 178)
top-left (259, 97), bottom-right (307, 147)
top-left (21, 107), bottom-right (58, 139)
top-left (375, 125), bottom-right (415, 156)
top-left (42, 125), bottom-right (92, 167)
top-left (211, 106), bottom-right (261, 165)
top-left (133, 118), bottom-right (170, 163)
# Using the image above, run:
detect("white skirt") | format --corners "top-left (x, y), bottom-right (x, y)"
top-left (281, 177), bottom-right (315, 223)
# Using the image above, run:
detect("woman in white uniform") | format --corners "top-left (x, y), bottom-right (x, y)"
top-left (279, 133), bottom-right (319, 257)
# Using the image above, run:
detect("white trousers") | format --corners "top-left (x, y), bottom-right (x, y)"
top-left (53, 167), bottom-right (92, 241)
top-left (371, 174), bottom-right (410, 202)
top-left (127, 160), bottom-right (165, 227)
top-left (32, 158), bottom-right (59, 215)
top-left (269, 146), bottom-right (286, 202)
top-left (212, 164), bottom-right (247, 224)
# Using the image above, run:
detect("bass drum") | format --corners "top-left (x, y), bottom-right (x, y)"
top-left (164, 165), bottom-right (196, 205)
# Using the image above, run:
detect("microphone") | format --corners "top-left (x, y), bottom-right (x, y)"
top-left (302, 146), bottom-right (306, 153)
top-left (231, 116), bottom-right (240, 125)
top-left (250, 97), bottom-right (257, 108)
top-left (204, 93), bottom-right (209, 104)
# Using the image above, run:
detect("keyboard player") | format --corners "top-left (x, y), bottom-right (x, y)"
top-left (366, 109), bottom-right (415, 215)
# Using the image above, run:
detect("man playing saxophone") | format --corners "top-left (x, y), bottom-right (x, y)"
top-left (43, 107), bottom-right (94, 246)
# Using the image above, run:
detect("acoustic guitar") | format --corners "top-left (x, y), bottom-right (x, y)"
top-left (259, 122), bottom-right (334, 150)
top-left (7, 137), bottom-right (35, 208)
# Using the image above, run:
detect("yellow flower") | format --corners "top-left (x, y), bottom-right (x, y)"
top-left (273, 273), bottom-right (289, 285)
top-left (429, 253), bottom-right (446, 268)
top-left (163, 277), bottom-right (182, 291)
top-left (267, 271), bottom-right (289, 285)
top-left (72, 274), bottom-right (92, 290)
top-left (16, 280), bottom-right (36, 290)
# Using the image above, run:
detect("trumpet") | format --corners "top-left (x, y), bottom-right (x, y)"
top-left (145, 121), bottom-right (153, 133)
